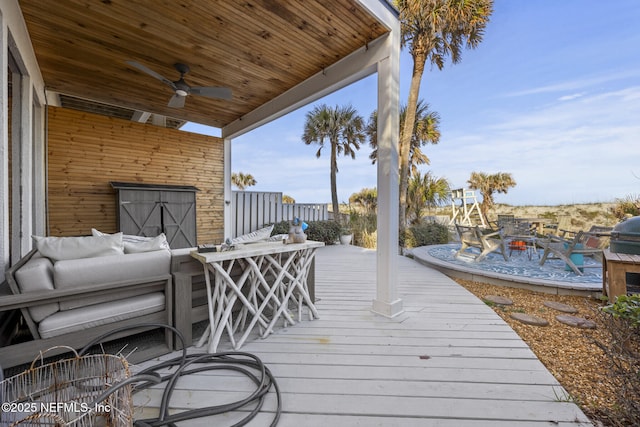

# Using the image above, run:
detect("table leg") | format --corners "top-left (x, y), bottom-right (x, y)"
top-left (195, 245), bottom-right (321, 353)
top-left (199, 260), bottom-right (245, 353)
top-left (196, 264), bottom-right (217, 349)
top-left (290, 248), bottom-right (319, 321)
top-left (234, 254), bottom-right (296, 348)
top-left (212, 260), bottom-right (272, 330)
top-left (209, 269), bottom-right (242, 353)
top-left (262, 248), bottom-right (319, 336)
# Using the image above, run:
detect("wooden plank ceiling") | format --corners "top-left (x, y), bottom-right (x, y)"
top-left (19, 0), bottom-right (388, 129)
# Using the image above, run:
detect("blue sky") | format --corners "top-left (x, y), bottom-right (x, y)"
top-left (182, 0), bottom-right (640, 206)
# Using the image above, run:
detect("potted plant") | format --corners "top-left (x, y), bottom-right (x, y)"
top-left (339, 224), bottom-right (353, 245)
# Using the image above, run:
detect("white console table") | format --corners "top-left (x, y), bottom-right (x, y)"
top-left (191, 240), bottom-right (324, 353)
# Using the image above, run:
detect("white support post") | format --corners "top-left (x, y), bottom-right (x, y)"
top-left (0, 10), bottom-right (8, 281)
top-left (32, 99), bottom-right (46, 237)
top-left (19, 73), bottom-right (33, 257)
top-left (371, 29), bottom-right (403, 318)
top-left (0, 1), bottom-right (47, 278)
top-left (223, 138), bottom-right (232, 240)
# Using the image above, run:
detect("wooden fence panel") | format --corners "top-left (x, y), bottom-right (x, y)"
top-left (232, 191), bottom-right (328, 237)
top-left (282, 203), bottom-right (328, 222)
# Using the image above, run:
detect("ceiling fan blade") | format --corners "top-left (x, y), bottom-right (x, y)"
top-left (126, 60), bottom-right (176, 89)
top-left (168, 94), bottom-right (186, 108)
top-left (190, 86), bottom-right (232, 100)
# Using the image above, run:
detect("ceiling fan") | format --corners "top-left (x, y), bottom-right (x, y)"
top-left (126, 60), bottom-right (232, 108)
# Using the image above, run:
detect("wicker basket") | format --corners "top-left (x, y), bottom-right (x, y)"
top-left (0, 347), bottom-right (133, 426)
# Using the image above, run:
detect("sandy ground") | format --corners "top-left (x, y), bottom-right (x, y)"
top-left (490, 202), bottom-right (619, 232)
top-left (435, 202), bottom-right (619, 233)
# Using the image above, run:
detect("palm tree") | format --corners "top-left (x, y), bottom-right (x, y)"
top-left (406, 171), bottom-right (450, 224)
top-left (467, 171), bottom-right (516, 220)
top-left (421, 171), bottom-right (451, 212)
top-left (302, 104), bottom-right (365, 221)
top-left (396, 0), bottom-right (493, 231)
top-left (231, 172), bottom-right (257, 190)
top-left (349, 187), bottom-right (378, 215)
top-left (368, 101), bottom-right (441, 176)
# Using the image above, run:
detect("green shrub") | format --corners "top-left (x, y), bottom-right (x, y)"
top-left (270, 220), bottom-right (341, 245)
top-left (349, 211), bottom-right (377, 248)
top-left (360, 229), bottom-right (377, 249)
top-left (307, 220), bottom-right (342, 244)
top-left (402, 221), bottom-right (450, 248)
top-left (602, 294), bottom-right (640, 327)
top-left (611, 194), bottom-right (640, 220)
top-left (271, 221), bottom-right (290, 235)
top-left (596, 294), bottom-right (640, 424)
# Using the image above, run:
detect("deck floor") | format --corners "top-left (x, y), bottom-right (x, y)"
top-left (134, 245), bottom-right (592, 426)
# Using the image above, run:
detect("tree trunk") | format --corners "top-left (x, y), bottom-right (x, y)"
top-left (399, 49), bottom-right (427, 233)
top-left (330, 138), bottom-right (340, 224)
top-left (480, 192), bottom-right (494, 222)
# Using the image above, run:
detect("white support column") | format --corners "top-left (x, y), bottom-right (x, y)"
top-left (371, 28), bottom-right (403, 318)
top-left (32, 98), bottom-right (46, 237)
top-left (19, 73), bottom-right (33, 257)
top-left (1, 0), bottom-right (46, 276)
top-left (10, 71), bottom-right (22, 262)
top-left (0, 10), bottom-right (8, 281)
top-left (223, 138), bottom-right (232, 240)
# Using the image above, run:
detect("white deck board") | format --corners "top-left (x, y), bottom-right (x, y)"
top-left (135, 389), bottom-right (585, 421)
top-left (135, 245), bottom-right (591, 426)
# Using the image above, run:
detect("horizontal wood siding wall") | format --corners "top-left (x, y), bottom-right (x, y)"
top-left (232, 191), bottom-right (328, 237)
top-left (47, 107), bottom-right (224, 243)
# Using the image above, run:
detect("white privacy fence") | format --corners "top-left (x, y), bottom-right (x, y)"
top-left (232, 191), bottom-right (328, 237)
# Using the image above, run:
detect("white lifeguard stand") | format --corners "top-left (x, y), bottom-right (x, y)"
top-left (449, 188), bottom-right (486, 227)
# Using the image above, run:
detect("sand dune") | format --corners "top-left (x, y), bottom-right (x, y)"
top-left (436, 202), bottom-right (620, 233)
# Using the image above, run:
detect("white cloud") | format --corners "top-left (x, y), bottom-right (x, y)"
top-left (427, 85), bottom-right (640, 205)
top-left (503, 69), bottom-right (640, 98)
top-left (182, 77), bottom-right (640, 207)
top-left (558, 92), bottom-right (585, 101)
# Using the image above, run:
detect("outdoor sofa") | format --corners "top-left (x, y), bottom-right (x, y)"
top-left (0, 226), bottom-right (319, 368)
top-left (0, 231), bottom-right (173, 368)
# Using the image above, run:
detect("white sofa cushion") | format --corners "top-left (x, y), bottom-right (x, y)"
top-left (32, 234), bottom-right (124, 261)
top-left (124, 234), bottom-right (169, 253)
top-left (14, 257), bottom-right (59, 322)
top-left (38, 293), bottom-right (165, 338)
top-left (92, 229), bottom-right (170, 253)
top-left (54, 250), bottom-right (171, 310)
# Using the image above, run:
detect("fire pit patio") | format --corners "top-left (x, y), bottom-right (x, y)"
top-left (411, 243), bottom-right (602, 296)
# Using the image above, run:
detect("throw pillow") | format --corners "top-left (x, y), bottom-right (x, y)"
top-left (32, 233), bottom-right (124, 261)
top-left (92, 229), bottom-right (170, 253)
top-left (231, 224), bottom-right (275, 244)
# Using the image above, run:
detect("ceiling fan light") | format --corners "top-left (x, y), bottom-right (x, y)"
top-left (175, 89), bottom-right (188, 97)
